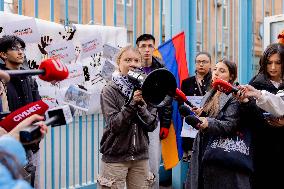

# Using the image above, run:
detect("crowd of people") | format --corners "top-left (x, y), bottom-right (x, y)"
top-left (0, 31), bottom-right (283, 189)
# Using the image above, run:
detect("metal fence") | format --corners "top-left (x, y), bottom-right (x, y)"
top-left (1, 0), bottom-right (284, 188)
top-left (40, 114), bottom-right (104, 189)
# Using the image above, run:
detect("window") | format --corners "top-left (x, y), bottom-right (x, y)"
top-left (222, 5), bottom-right (228, 28)
top-left (196, 0), bottom-right (201, 22)
top-left (117, 0), bottom-right (132, 7)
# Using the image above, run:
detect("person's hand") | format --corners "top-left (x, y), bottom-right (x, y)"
top-left (242, 85), bottom-right (262, 99)
top-left (0, 127), bottom-right (7, 137)
top-left (191, 107), bottom-right (203, 116)
top-left (160, 127), bottom-right (169, 140)
top-left (266, 117), bottom-right (284, 127)
top-left (8, 114), bottom-right (48, 143)
top-left (198, 117), bottom-right (208, 130)
top-left (133, 90), bottom-right (145, 105)
top-left (233, 85), bottom-right (249, 103)
top-left (0, 70), bottom-right (10, 83)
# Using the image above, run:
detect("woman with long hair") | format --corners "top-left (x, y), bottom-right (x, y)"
top-left (186, 59), bottom-right (253, 189)
top-left (247, 43), bottom-right (284, 188)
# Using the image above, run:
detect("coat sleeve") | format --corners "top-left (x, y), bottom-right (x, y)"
top-left (30, 78), bottom-right (41, 101)
top-left (157, 96), bottom-right (173, 129)
top-left (100, 86), bottom-right (137, 134)
top-left (136, 103), bottom-right (158, 132)
top-left (205, 98), bottom-right (240, 136)
top-left (256, 90), bottom-right (284, 117)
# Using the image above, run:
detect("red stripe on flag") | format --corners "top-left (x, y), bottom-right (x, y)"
top-left (172, 32), bottom-right (189, 88)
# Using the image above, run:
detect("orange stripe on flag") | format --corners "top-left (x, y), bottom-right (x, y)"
top-left (161, 122), bottom-right (179, 170)
top-left (153, 49), bottom-right (162, 59)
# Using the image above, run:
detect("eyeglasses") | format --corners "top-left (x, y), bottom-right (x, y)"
top-left (9, 46), bottom-right (25, 52)
top-left (196, 60), bottom-right (209, 64)
top-left (138, 44), bottom-right (155, 50)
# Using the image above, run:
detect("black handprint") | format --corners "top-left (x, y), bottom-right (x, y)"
top-left (66, 25), bottom-right (76, 40)
top-left (27, 59), bottom-right (39, 69)
top-left (75, 46), bottom-right (81, 54)
top-left (83, 66), bottom-right (90, 81)
top-left (59, 25), bottom-right (77, 41)
top-left (89, 54), bottom-right (101, 67)
top-left (38, 35), bottom-right (53, 55)
top-left (0, 27), bottom-right (3, 33)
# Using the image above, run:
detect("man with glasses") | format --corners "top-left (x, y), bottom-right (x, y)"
top-left (0, 35), bottom-right (41, 188)
top-left (136, 34), bottom-right (173, 189)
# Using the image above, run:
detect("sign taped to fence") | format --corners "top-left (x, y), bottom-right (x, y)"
top-left (2, 18), bottom-right (40, 43)
top-left (0, 11), bottom-right (127, 114)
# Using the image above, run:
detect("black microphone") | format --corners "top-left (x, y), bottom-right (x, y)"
top-left (179, 105), bottom-right (196, 117)
top-left (19, 105), bottom-right (74, 143)
top-left (185, 115), bottom-right (203, 130)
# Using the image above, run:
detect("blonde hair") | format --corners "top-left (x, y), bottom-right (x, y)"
top-left (116, 45), bottom-right (142, 66)
top-left (202, 91), bottom-right (221, 117)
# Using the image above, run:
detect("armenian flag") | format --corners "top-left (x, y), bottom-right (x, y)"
top-left (155, 31), bottom-right (189, 170)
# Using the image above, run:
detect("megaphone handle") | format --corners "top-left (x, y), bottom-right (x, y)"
top-left (125, 88), bottom-right (136, 106)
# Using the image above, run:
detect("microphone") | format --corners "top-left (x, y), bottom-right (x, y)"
top-left (19, 105), bottom-right (74, 143)
top-left (185, 115), bottom-right (202, 130)
top-left (179, 104), bottom-right (197, 117)
top-left (212, 79), bottom-right (239, 95)
top-left (175, 88), bottom-right (195, 107)
top-left (0, 100), bottom-right (49, 132)
top-left (5, 58), bottom-right (69, 82)
top-left (179, 105), bottom-right (202, 130)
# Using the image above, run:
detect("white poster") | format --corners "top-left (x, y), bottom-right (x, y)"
top-left (181, 96), bottom-right (203, 138)
top-left (103, 44), bottom-right (120, 62)
top-left (64, 84), bottom-right (92, 112)
top-left (80, 35), bottom-right (103, 60)
top-left (0, 12), bottom-right (127, 114)
top-left (3, 18), bottom-right (40, 43)
top-left (46, 40), bottom-right (76, 63)
top-left (60, 63), bottom-right (85, 87)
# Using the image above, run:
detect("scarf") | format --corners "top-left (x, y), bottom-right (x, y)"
top-left (112, 70), bottom-right (134, 99)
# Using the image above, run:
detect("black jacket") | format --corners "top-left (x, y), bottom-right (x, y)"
top-left (248, 73), bottom-right (284, 189)
top-left (181, 71), bottom-right (212, 96)
top-left (149, 57), bottom-right (173, 129)
top-left (0, 64), bottom-right (41, 112)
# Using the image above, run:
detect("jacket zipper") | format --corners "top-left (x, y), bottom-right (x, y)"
top-left (131, 124), bottom-right (137, 160)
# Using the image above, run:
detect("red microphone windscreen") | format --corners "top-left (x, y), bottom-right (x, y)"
top-left (0, 100), bottom-right (49, 132)
top-left (39, 58), bottom-right (69, 82)
top-left (175, 88), bottom-right (187, 102)
top-left (212, 79), bottom-right (236, 94)
top-left (175, 88), bottom-right (195, 107)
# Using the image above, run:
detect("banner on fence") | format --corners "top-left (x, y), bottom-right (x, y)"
top-left (0, 12), bottom-right (127, 114)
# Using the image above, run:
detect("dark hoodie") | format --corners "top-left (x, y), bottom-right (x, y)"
top-left (0, 64), bottom-right (41, 112)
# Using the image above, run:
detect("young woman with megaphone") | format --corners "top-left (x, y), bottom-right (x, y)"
top-left (98, 46), bottom-right (157, 188)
